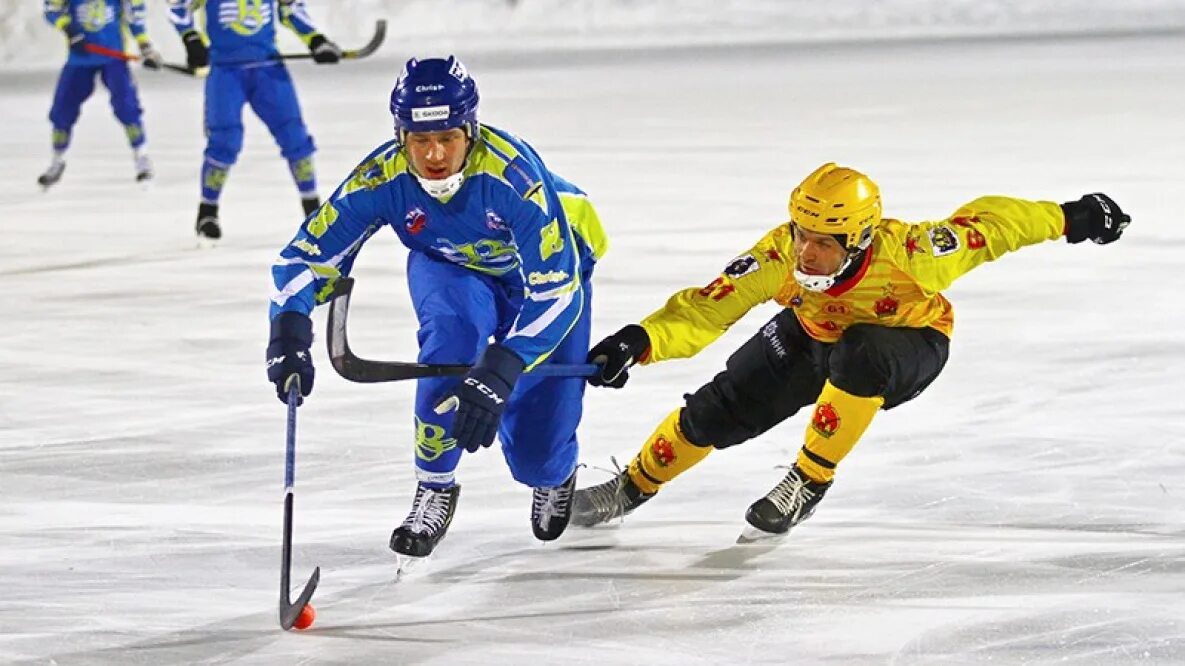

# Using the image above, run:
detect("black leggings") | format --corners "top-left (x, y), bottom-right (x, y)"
top-left (679, 309), bottom-right (950, 449)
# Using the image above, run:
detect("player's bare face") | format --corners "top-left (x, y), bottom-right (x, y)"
top-left (405, 128), bottom-right (469, 180)
top-left (792, 225), bottom-right (848, 275)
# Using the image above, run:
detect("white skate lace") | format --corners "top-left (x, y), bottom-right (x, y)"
top-left (402, 486), bottom-right (452, 535)
top-left (766, 468), bottom-right (817, 519)
top-left (533, 480), bottom-right (574, 530)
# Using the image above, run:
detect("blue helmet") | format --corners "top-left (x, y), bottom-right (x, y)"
top-left (389, 56), bottom-right (479, 141)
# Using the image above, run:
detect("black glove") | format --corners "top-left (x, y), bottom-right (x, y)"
top-left (586, 324), bottom-right (651, 389)
top-left (1062, 193), bottom-right (1130, 245)
top-left (181, 30), bottom-right (208, 69)
top-left (266, 311), bottom-right (315, 404)
top-left (63, 24), bottom-right (87, 55)
top-left (437, 343), bottom-right (524, 453)
top-left (308, 34), bottom-right (342, 64)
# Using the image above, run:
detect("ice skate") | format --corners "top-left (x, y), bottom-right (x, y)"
top-left (37, 158), bottom-right (66, 191)
top-left (571, 468), bottom-right (655, 527)
top-left (195, 202), bottom-right (221, 248)
top-left (390, 483), bottom-right (459, 573)
top-left (134, 153), bottom-right (153, 189)
top-left (737, 465), bottom-right (830, 543)
top-left (531, 470), bottom-right (577, 541)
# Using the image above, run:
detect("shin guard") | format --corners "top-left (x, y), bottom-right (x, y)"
top-left (796, 381), bottom-right (883, 483)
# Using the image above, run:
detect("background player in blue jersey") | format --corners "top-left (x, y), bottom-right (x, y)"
top-left (39, 0), bottom-right (163, 190)
top-left (167, 0), bottom-right (342, 243)
top-left (266, 56), bottom-right (609, 561)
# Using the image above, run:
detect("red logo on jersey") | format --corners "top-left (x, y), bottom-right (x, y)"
top-left (651, 436), bottom-right (676, 467)
top-left (405, 208), bottom-right (427, 234)
top-left (811, 403), bottom-right (841, 438)
top-left (823, 302), bottom-right (849, 315)
top-left (875, 297), bottom-right (899, 317)
top-left (951, 216), bottom-right (986, 249)
top-left (766, 248), bottom-right (783, 262)
top-left (905, 234), bottom-right (923, 258)
top-left (820, 320), bottom-right (840, 332)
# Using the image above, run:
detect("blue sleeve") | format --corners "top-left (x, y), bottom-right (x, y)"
top-left (269, 153), bottom-right (395, 319)
top-left (278, 0), bottom-right (320, 42)
top-left (498, 182), bottom-right (586, 370)
top-left (44, 0), bottom-right (70, 31)
top-left (166, 0), bottom-right (198, 35)
top-left (125, 0), bottom-right (149, 42)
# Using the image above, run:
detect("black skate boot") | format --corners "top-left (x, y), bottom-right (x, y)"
top-left (195, 202), bottom-right (221, 244)
top-left (37, 159), bottom-right (66, 190)
top-left (740, 465), bottom-right (831, 541)
top-left (389, 483), bottom-right (460, 559)
top-left (134, 153), bottom-right (153, 186)
top-left (301, 196), bottom-right (320, 217)
top-left (531, 470), bottom-right (577, 541)
top-left (571, 468), bottom-right (655, 527)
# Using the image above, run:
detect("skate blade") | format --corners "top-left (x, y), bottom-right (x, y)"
top-left (736, 524), bottom-right (785, 544)
top-left (136, 178), bottom-right (153, 192)
top-left (395, 552), bottom-right (431, 579)
top-left (196, 236), bottom-right (219, 250)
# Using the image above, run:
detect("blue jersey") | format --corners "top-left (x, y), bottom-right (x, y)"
top-left (270, 125), bottom-right (609, 370)
top-left (44, 0), bottom-right (151, 66)
top-left (167, 0), bottom-right (321, 65)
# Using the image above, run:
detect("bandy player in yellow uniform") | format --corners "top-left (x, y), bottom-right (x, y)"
top-left (573, 162), bottom-right (1130, 539)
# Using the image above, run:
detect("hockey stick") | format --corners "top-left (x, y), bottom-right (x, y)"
top-left (325, 277), bottom-right (600, 383)
top-left (279, 380), bottom-right (320, 631)
top-left (220, 19), bottom-right (388, 66)
top-left (82, 43), bottom-right (193, 74)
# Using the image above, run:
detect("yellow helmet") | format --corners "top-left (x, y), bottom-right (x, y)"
top-left (788, 163), bottom-right (881, 251)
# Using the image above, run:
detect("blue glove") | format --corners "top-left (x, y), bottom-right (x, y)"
top-left (266, 311), bottom-right (315, 404)
top-left (63, 24), bottom-right (87, 55)
top-left (436, 343), bottom-right (525, 453)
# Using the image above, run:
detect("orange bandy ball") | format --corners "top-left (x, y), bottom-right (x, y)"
top-left (293, 603), bottom-right (316, 630)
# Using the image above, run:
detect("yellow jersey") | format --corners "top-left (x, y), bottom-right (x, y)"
top-left (639, 196), bottom-right (1065, 363)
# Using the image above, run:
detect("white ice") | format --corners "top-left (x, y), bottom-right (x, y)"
top-left (2, 31), bottom-right (1184, 665)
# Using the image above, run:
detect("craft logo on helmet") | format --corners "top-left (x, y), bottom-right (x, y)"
top-left (651, 436), bottom-right (676, 467)
top-left (415, 84), bottom-right (444, 93)
top-left (811, 403), bottom-right (841, 438)
top-left (411, 105), bottom-right (451, 123)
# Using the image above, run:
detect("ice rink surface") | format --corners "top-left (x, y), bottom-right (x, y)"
top-left (1, 31), bottom-right (1184, 664)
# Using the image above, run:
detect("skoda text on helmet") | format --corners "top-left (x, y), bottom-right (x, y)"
top-left (389, 56), bottom-right (480, 199)
top-left (788, 163), bottom-right (882, 292)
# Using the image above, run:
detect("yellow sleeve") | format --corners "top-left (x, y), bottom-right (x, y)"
top-left (885, 196), bottom-right (1066, 294)
top-left (640, 225), bottom-right (791, 363)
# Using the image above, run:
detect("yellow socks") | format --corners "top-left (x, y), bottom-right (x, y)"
top-left (796, 381), bottom-right (884, 483)
top-left (626, 408), bottom-right (713, 494)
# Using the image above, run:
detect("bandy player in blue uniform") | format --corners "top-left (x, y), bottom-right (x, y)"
top-left (39, 0), bottom-right (163, 190)
top-left (167, 0), bottom-right (342, 243)
top-left (266, 57), bottom-right (608, 561)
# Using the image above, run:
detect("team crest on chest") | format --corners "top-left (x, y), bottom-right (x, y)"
top-left (405, 207), bottom-right (427, 234)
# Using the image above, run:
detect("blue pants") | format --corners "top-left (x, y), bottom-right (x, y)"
top-left (408, 252), bottom-right (593, 489)
top-left (49, 61), bottom-right (144, 146)
top-left (204, 64), bottom-right (314, 165)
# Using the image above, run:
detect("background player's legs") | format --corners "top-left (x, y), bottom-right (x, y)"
top-left (248, 65), bottom-right (318, 214)
top-left (41, 64), bottom-right (98, 189)
top-left (99, 61), bottom-right (150, 183)
top-left (196, 67), bottom-right (248, 240)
